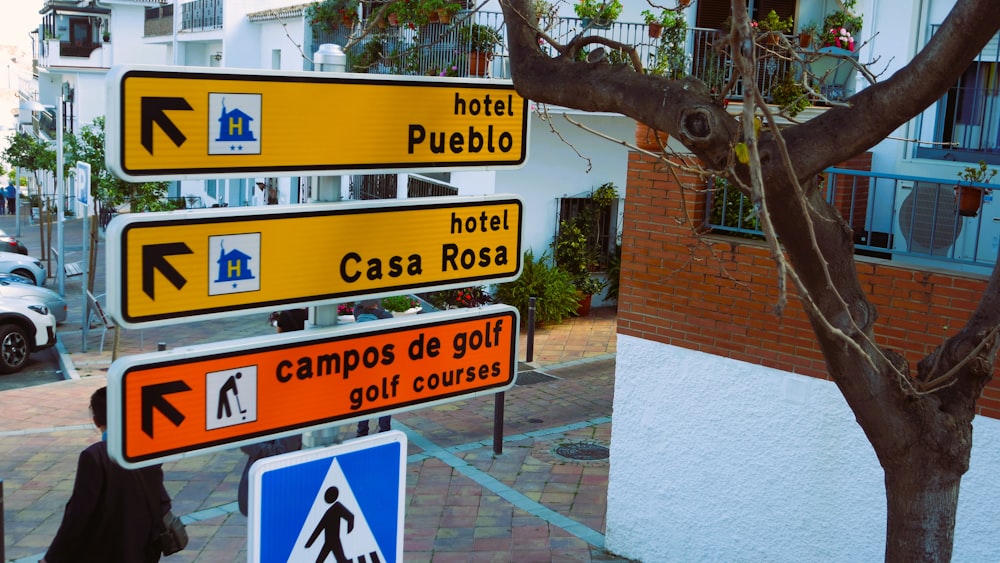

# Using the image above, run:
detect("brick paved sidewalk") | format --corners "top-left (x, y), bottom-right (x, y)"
top-left (2, 302), bottom-right (625, 562)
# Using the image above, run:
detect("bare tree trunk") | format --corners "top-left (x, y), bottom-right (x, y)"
top-left (495, 0), bottom-right (1000, 559)
top-left (884, 461), bottom-right (960, 562)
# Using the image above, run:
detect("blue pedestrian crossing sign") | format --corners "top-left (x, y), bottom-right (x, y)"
top-left (248, 431), bottom-right (407, 563)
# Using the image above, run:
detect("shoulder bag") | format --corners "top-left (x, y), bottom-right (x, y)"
top-left (137, 470), bottom-right (188, 556)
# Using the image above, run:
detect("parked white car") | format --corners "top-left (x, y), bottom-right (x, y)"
top-left (0, 280), bottom-right (68, 322)
top-left (0, 298), bottom-right (57, 373)
top-left (0, 252), bottom-right (46, 286)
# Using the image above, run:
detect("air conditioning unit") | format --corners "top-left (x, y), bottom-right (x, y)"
top-left (892, 180), bottom-right (964, 259)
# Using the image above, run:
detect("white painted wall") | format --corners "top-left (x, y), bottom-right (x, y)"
top-left (607, 335), bottom-right (1000, 561)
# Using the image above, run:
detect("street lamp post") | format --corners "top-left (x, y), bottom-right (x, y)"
top-left (56, 95), bottom-right (65, 297)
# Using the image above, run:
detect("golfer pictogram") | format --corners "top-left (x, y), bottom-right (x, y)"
top-left (205, 365), bottom-right (258, 431)
top-left (305, 486), bottom-right (355, 563)
top-left (217, 371), bottom-right (247, 419)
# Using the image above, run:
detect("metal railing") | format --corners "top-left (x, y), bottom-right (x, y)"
top-left (706, 168), bottom-right (999, 269)
top-left (316, 11), bottom-right (846, 103)
top-left (181, 0), bottom-right (223, 32)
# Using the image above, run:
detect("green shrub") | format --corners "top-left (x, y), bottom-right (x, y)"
top-left (422, 286), bottom-right (492, 309)
top-left (381, 294), bottom-right (419, 312)
top-left (709, 177), bottom-right (764, 239)
top-left (493, 249), bottom-right (579, 326)
top-left (604, 243), bottom-right (621, 305)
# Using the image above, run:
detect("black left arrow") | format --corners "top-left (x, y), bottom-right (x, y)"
top-left (141, 97), bottom-right (193, 155)
top-left (141, 381), bottom-right (192, 438)
top-left (143, 242), bottom-right (193, 300)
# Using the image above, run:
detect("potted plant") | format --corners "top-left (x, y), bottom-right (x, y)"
top-left (821, 0), bottom-right (862, 51)
top-left (754, 9), bottom-right (793, 44)
top-left (553, 219), bottom-right (606, 315)
top-left (389, 0), bottom-right (429, 28)
top-left (458, 23), bottom-right (502, 76)
top-left (641, 9), bottom-right (668, 38)
top-left (955, 160), bottom-right (997, 217)
top-left (493, 249), bottom-right (579, 326)
top-left (574, 0), bottom-right (623, 29)
top-left (552, 183), bottom-right (618, 315)
top-left (770, 73), bottom-right (810, 117)
top-left (429, 0), bottom-right (461, 24)
top-left (305, 0), bottom-right (361, 33)
top-left (798, 21), bottom-right (820, 48)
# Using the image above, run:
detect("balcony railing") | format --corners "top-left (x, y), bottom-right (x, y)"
top-left (181, 0), bottom-right (223, 32)
top-left (706, 168), bottom-right (999, 269)
top-left (318, 12), bottom-right (858, 105)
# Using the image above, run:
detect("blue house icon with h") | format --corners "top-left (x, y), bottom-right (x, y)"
top-left (216, 99), bottom-right (257, 142)
top-left (216, 242), bottom-right (255, 284)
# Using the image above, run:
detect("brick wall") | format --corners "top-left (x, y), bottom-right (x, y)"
top-left (618, 152), bottom-right (1000, 419)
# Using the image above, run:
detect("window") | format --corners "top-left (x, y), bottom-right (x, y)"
top-left (916, 31), bottom-right (1000, 164)
top-left (556, 192), bottom-right (620, 270)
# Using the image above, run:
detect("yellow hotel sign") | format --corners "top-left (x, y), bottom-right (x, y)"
top-left (105, 196), bottom-right (523, 328)
top-left (105, 66), bottom-right (529, 181)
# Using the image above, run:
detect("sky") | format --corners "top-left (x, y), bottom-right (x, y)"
top-left (1, 0), bottom-right (44, 57)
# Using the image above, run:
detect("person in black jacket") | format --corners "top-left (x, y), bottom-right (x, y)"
top-left (237, 309), bottom-right (305, 516)
top-left (43, 386), bottom-right (171, 563)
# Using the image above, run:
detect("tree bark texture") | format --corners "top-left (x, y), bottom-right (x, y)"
top-left (498, 0), bottom-right (1000, 559)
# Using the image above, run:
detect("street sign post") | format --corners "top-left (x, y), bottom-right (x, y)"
top-left (249, 432), bottom-right (406, 563)
top-left (105, 195), bottom-right (522, 328)
top-left (106, 65), bottom-right (529, 181)
top-left (107, 305), bottom-right (518, 468)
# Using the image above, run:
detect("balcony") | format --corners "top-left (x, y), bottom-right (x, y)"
top-left (37, 3), bottom-right (110, 69)
top-left (181, 0), bottom-right (223, 32)
top-left (39, 38), bottom-right (111, 69)
top-left (145, 4), bottom-right (174, 38)
top-left (319, 11), bottom-right (858, 107)
top-left (707, 167), bottom-right (999, 272)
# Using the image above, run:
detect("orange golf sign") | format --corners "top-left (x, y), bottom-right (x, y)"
top-left (108, 306), bottom-right (518, 468)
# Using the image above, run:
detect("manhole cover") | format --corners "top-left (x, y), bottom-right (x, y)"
top-left (554, 442), bottom-right (610, 461)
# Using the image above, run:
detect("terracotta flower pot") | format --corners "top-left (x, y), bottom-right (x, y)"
top-left (763, 32), bottom-right (783, 45)
top-left (647, 22), bottom-right (663, 38)
top-left (387, 12), bottom-right (399, 25)
top-left (798, 33), bottom-right (812, 48)
top-left (438, 9), bottom-right (453, 24)
top-left (469, 51), bottom-right (491, 76)
top-left (635, 122), bottom-right (669, 151)
top-left (955, 185), bottom-right (986, 217)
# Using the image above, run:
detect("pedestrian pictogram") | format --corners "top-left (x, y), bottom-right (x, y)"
top-left (249, 431), bottom-right (406, 563)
